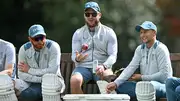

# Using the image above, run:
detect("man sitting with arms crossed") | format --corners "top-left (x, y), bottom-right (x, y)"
top-left (15, 24), bottom-right (65, 101)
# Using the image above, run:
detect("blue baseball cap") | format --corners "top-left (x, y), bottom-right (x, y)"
top-left (84, 1), bottom-right (100, 12)
top-left (135, 21), bottom-right (157, 32)
top-left (28, 24), bottom-right (46, 37)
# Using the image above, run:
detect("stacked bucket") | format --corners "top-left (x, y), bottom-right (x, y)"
top-left (42, 74), bottom-right (62, 101)
top-left (0, 74), bottom-right (18, 101)
top-left (135, 81), bottom-right (156, 101)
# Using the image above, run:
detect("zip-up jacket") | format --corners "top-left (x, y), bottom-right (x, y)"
top-left (71, 23), bottom-right (118, 69)
top-left (18, 39), bottom-right (65, 92)
top-left (114, 40), bottom-right (173, 87)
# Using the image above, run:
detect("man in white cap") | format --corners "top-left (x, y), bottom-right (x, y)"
top-left (106, 21), bottom-right (172, 100)
top-left (15, 24), bottom-right (65, 101)
top-left (71, 1), bottom-right (118, 94)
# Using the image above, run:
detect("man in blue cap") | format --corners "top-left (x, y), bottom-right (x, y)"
top-left (14, 24), bottom-right (65, 101)
top-left (70, 1), bottom-right (118, 94)
top-left (106, 21), bottom-right (172, 100)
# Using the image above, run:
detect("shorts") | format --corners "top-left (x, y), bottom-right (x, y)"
top-left (71, 67), bottom-right (100, 83)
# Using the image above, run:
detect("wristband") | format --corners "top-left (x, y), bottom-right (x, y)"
top-left (75, 58), bottom-right (80, 62)
top-left (102, 64), bottom-right (107, 70)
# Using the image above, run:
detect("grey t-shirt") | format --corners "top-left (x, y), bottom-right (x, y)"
top-left (0, 39), bottom-right (16, 71)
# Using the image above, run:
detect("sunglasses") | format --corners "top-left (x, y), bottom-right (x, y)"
top-left (85, 12), bottom-right (97, 17)
top-left (32, 35), bottom-right (45, 41)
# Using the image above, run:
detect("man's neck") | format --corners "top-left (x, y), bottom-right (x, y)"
top-left (87, 22), bottom-right (100, 32)
top-left (33, 47), bottom-right (41, 52)
top-left (146, 39), bottom-right (156, 49)
top-left (89, 27), bottom-right (95, 32)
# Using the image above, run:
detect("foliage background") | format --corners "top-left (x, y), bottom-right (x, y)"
top-left (1, 0), bottom-right (180, 71)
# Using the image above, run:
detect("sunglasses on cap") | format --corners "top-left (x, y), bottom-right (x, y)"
top-left (85, 12), bottom-right (97, 17)
top-left (31, 35), bottom-right (45, 41)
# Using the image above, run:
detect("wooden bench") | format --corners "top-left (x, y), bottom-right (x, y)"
top-left (170, 53), bottom-right (180, 77)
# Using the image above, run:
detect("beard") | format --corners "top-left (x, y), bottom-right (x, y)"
top-left (32, 41), bottom-right (45, 50)
top-left (86, 20), bottom-right (99, 28)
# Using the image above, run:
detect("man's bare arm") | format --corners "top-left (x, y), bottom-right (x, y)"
top-left (0, 64), bottom-right (15, 76)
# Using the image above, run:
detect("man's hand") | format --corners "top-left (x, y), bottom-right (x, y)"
top-left (96, 65), bottom-right (105, 79)
top-left (0, 70), bottom-right (12, 76)
top-left (75, 51), bottom-right (88, 62)
top-left (18, 62), bottom-right (29, 73)
top-left (0, 64), bottom-right (14, 76)
top-left (129, 74), bottom-right (142, 81)
top-left (0, 71), bottom-right (8, 74)
top-left (106, 82), bottom-right (117, 94)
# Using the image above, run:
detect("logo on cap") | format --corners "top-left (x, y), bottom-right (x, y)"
top-left (28, 24), bottom-right (46, 37)
top-left (85, 1), bottom-right (100, 12)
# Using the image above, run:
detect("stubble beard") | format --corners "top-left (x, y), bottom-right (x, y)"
top-left (86, 20), bottom-right (99, 28)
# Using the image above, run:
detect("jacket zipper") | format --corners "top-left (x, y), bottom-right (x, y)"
top-left (92, 32), bottom-right (94, 61)
top-left (146, 50), bottom-right (149, 64)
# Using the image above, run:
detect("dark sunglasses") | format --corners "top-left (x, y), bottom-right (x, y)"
top-left (32, 35), bottom-right (45, 41)
top-left (85, 12), bottom-right (97, 17)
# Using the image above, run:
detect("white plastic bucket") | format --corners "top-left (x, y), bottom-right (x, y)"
top-left (63, 94), bottom-right (130, 101)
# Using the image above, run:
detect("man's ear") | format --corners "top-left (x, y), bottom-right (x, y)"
top-left (153, 30), bottom-right (156, 36)
top-left (28, 37), bottom-right (33, 42)
top-left (98, 12), bottom-right (102, 19)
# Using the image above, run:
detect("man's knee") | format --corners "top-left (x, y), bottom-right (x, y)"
top-left (166, 77), bottom-right (175, 87)
top-left (70, 74), bottom-right (83, 87)
top-left (116, 81), bottom-right (136, 97)
top-left (19, 88), bottom-right (41, 100)
top-left (175, 85), bottom-right (180, 93)
top-left (14, 79), bottom-right (30, 94)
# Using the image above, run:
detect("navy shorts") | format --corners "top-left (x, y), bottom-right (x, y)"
top-left (72, 67), bottom-right (100, 83)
